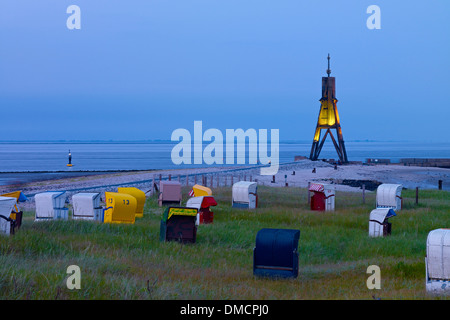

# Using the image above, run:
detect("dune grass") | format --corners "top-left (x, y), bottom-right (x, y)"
top-left (0, 186), bottom-right (448, 300)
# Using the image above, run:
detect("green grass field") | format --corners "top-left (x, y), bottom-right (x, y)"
top-left (0, 186), bottom-right (449, 300)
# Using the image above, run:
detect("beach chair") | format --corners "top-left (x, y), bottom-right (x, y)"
top-left (34, 191), bottom-right (69, 221)
top-left (376, 184), bottom-right (403, 210)
top-left (159, 207), bottom-right (198, 243)
top-left (309, 183), bottom-right (335, 211)
top-left (103, 192), bottom-right (137, 224)
top-left (1, 191), bottom-right (27, 229)
top-left (368, 208), bottom-right (396, 237)
top-left (188, 184), bottom-right (212, 197)
top-left (186, 196), bottom-right (217, 225)
top-left (232, 181), bottom-right (258, 209)
top-left (0, 196), bottom-right (19, 236)
top-left (253, 228), bottom-right (300, 278)
top-left (72, 192), bottom-right (104, 221)
top-left (118, 187), bottom-right (146, 218)
top-left (158, 181), bottom-right (182, 207)
top-left (425, 229), bottom-right (450, 295)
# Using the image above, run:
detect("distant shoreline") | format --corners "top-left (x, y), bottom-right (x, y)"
top-left (1, 161), bottom-right (449, 200)
top-left (0, 169), bottom-right (158, 174)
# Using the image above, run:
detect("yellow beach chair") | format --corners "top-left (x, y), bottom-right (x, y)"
top-left (188, 184), bottom-right (212, 197)
top-left (118, 187), bottom-right (146, 218)
top-left (103, 192), bottom-right (137, 224)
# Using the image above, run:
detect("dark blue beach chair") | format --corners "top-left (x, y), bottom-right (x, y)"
top-left (253, 228), bottom-right (300, 279)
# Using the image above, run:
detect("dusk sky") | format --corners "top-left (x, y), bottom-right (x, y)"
top-left (0, 1), bottom-right (449, 142)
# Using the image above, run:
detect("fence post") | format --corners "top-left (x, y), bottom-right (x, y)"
top-left (362, 184), bottom-right (366, 204)
top-left (438, 180), bottom-right (443, 190)
top-left (416, 187), bottom-right (419, 205)
top-left (151, 175), bottom-right (155, 195)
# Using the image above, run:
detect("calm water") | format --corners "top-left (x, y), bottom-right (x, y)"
top-left (0, 141), bottom-right (449, 185)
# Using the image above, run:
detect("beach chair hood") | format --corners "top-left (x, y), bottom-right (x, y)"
top-left (118, 187), bottom-right (146, 217)
top-left (232, 181), bottom-right (257, 203)
top-left (376, 184), bottom-right (403, 210)
top-left (369, 208), bottom-right (396, 224)
top-left (189, 185), bottom-right (212, 197)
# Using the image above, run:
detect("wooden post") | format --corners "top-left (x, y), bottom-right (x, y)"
top-left (416, 187), bottom-right (419, 205)
top-left (151, 175), bottom-right (155, 195)
top-left (362, 184), bottom-right (366, 204)
top-left (438, 180), bottom-right (443, 190)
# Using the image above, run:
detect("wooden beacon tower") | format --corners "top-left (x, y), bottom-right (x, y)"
top-left (309, 54), bottom-right (348, 163)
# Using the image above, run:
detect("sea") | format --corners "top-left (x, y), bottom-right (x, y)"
top-left (0, 141), bottom-right (449, 186)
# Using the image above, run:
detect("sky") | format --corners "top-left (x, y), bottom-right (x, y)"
top-left (0, 0), bottom-right (449, 142)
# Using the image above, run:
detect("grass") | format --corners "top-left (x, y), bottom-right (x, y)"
top-left (0, 186), bottom-right (449, 300)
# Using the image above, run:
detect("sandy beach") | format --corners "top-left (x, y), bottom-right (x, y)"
top-left (1, 160), bottom-right (448, 210)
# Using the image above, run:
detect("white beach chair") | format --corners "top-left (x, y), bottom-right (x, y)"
top-left (34, 191), bottom-right (69, 221)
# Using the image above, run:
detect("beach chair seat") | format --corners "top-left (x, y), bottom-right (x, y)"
top-left (1, 191), bottom-right (28, 229)
top-left (160, 207), bottom-right (198, 243)
top-left (72, 192), bottom-right (104, 221)
top-left (309, 183), bottom-right (335, 211)
top-left (253, 228), bottom-right (300, 278)
top-left (186, 196), bottom-right (217, 225)
top-left (34, 191), bottom-right (69, 221)
top-left (158, 181), bottom-right (182, 207)
top-left (103, 192), bottom-right (137, 224)
top-left (232, 181), bottom-right (258, 209)
top-left (368, 208), bottom-right (396, 237)
top-left (425, 228), bottom-right (450, 295)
